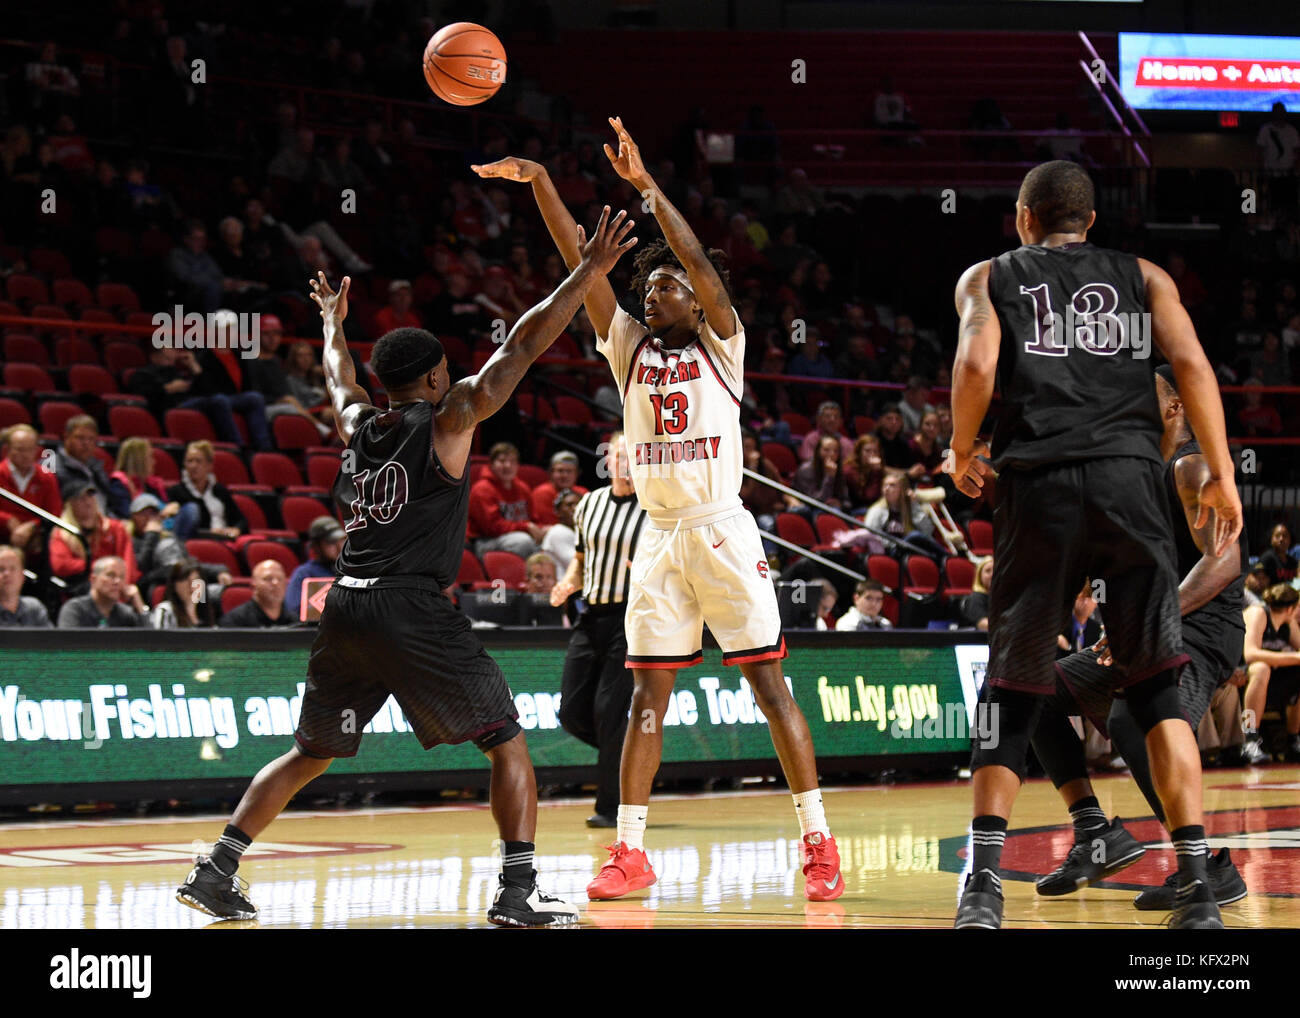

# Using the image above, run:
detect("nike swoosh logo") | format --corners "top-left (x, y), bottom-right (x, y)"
top-left (823, 873), bottom-right (840, 890)
top-left (712, 539), bottom-right (726, 548)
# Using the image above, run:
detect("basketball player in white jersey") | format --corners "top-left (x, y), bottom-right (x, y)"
top-left (474, 117), bottom-right (843, 903)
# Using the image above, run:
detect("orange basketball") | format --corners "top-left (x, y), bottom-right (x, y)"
top-left (423, 22), bottom-right (506, 106)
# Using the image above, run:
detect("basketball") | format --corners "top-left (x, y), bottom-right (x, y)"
top-left (423, 22), bottom-right (507, 106)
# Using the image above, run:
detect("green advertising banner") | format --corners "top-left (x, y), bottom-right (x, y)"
top-left (0, 631), bottom-right (988, 801)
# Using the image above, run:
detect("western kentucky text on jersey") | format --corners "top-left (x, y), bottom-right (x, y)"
top-left (635, 360), bottom-right (702, 386)
top-left (634, 436), bottom-right (725, 467)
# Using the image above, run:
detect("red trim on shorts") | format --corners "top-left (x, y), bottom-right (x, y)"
top-left (1053, 661), bottom-right (1111, 739)
top-left (1115, 653), bottom-right (1191, 688)
top-left (622, 337), bottom-right (650, 399)
top-left (627, 651), bottom-right (704, 670)
top-left (294, 733), bottom-right (349, 759)
top-left (985, 675), bottom-right (1055, 694)
top-left (722, 636), bottom-right (788, 666)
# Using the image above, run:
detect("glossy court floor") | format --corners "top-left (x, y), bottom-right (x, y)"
top-left (2, 765), bottom-right (1297, 929)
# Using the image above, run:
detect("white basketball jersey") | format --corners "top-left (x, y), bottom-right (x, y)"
top-left (597, 306), bottom-right (745, 519)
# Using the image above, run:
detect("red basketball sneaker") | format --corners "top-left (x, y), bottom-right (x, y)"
top-left (587, 842), bottom-right (657, 900)
top-left (802, 832), bottom-right (844, 901)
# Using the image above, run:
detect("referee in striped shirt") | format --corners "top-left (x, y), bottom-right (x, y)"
top-left (550, 433), bottom-right (647, 828)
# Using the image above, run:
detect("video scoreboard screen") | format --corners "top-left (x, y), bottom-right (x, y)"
top-left (1119, 33), bottom-right (1300, 112)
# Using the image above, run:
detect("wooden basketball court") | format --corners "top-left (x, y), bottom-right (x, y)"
top-left (2, 765), bottom-right (1297, 929)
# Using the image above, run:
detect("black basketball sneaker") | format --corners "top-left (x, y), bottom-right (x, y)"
top-left (1134, 848), bottom-right (1247, 910)
top-left (1035, 817), bottom-right (1146, 895)
top-left (487, 873), bottom-right (580, 928)
top-left (176, 856), bottom-right (258, 921)
top-left (954, 868), bottom-right (1004, 929)
top-left (1165, 877), bottom-right (1225, 929)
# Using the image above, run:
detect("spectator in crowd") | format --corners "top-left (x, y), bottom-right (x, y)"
top-left (1259, 523), bottom-right (1298, 585)
top-left (863, 469), bottom-right (939, 555)
top-left (1257, 102), bottom-right (1299, 173)
top-left (873, 404), bottom-right (913, 469)
top-left (286, 516), bottom-right (342, 615)
top-left (531, 451), bottom-right (589, 526)
top-left (898, 376), bottom-right (934, 433)
top-left (107, 437), bottom-right (171, 519)
top-left (211, 216), bottom-right (271, 302)
top-left (23, 41), bottom-right (80, 124)
top-left (1243, 562), bottom-right (1271, 609)
top-left (373, 279), bottom-right (423, 336)
top-left (741, 430), bottom-right (789, 543)
top-left (793, 434), bottom-right (850, 510)
top-left (788, 334), bottom-right (835, 380)
top-left (168, 219), bottom-right (226, 313)
top-left (246, 316), bottom-right (334, 440)
top-left (0, 423), bottom-right (62, 550)
top-left (1033, 112), bottom-right (1087, 164)
top-left (1251, 332), bottom-right (1292, 386)
top-left (524, 552), bottom-right (558, 596)
top-left (1237, 379), bottom-right (1283, 436)
top-left (797, 401), bottom-right (855, 463)
top-left (541, 490), bottom-right (581, 573)
top-left (476, 266), bottom-right (527, 329)
top-left (285, 340), bottom-right (329, 409)
top-left (836, 579), bottom-right (892, 631)
top-left (153, 558), bottom-right (219, 628)
top-left (469, 442), bottom-right (542, 558)
top-left (191, 312), bottom-right (275, 452)
top-left (129, 346), bottom-right (268, 450)
top-left (53, 416), bottom-right (114, 517)
top-left (167, 441), bottom-right (247, 541)
top-left (219, 559), bottom-right (294, 627)
top-left (906, 411), bottom-right (945, 482)
top-left (1166, 251), bottom-right (1207, 313)
top-left (129, 492), bottom-right (219, 594)
top-left (0, 544), bottom-right (51, 627)
top-left (50, 481), bottom-right (140, 589)
top-left (1240, 583), bottom-right (1300, 765)
top-left (873, 76), bottom-right (918, 132)
top-left (57, 556), bottom-right (147, 627)
top-left (934, 403), bottom-right (954, 450)
top-left (427, 271), bottom-right (492, 340)
top-left (316, 136), bottom-right (368, 196)
top-left (1058, 583), bottom-right (1102, 654)
top-left (813, 578), bottom-right (840, 631)
top-left (961, 556), bottom-right (994, 631)
top-left (847, 433), bottom-right (885, 509)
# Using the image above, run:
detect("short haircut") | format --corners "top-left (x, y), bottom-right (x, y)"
top-left (525, 551), bottom-right (556, 571)
top-left (64, 414), bottom-right (97, 438)
top-left (553, 487), bottom-right (578, 511)
top-left (817, 400), bottom-right (841, 417)
top-left (91, 555), bottom-right (125, 577)
top-left (186, 439), bottom-right (214, 462)
top-left (1154, 363), bottom-right (1178, 395)
top-left (489, 442), bottom-right (519, 461)
top-left (0, 544), bottom-right (23, 567)
top-left (855, 579), bottom-right (885, 597)
top-left (371, 327), bottom-right (445, 389)
top-left (1019, 160), bottom-right (1095, 234)
top-left (906, 375), bottom-right (929, 391)
top-left (1262, 583), bottom-right (1299, 608)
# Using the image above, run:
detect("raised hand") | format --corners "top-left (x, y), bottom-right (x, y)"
top-left (471, 156), bottom-right (544, 183)
top-left (603, 116), bottom-right (647, 184)
top-left (309, 271), bottom-right (350, 322)
top-left (576, 206), bottom-right (638, 274)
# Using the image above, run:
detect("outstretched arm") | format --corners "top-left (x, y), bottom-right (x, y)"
top-left (604, 117), bottom-right (734, 339)
top-left (308, 272), bottom-right (373, 442)
top-left (942, 260), bottom-right (999, 498)
top-left (1171, 453), bottom-right (1242, 615)
top-left (473, 157), bottom-right (620, 338)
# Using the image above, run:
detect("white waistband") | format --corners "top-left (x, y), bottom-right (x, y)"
top-left (646, 497), bottom-right (744, 531)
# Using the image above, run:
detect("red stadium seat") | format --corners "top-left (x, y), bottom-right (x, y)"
top-left (164, 408), bottom-right (217, 443)
top-left (233, 494), bottom-right (295, 539)
top-left (967, 519), bottom-right (993, 556)
top-left (108, 405), bottom-right (162, 439)
top-left (904, 555), bottom-right (940, 598)
top-left (761, 441), bottom-right (797, 479)
top-left (4, 334), bottom-right (50, 367)
top-left (96, 283), bottom-right (141, 314)
top-left (517, 394), bottom-right (555, 423)
top-left (3, 363), bottom-right (57, 392)
top-left (517, 464), bottom-right (548, 489)
top-left (30, 248), bottom-right (72, 279)
top-left (944, 556), bottom-right (975, 597)
top-left (5, 274), bottom-right (49, 307)
top-left (185, 539), bottom-right (243, 576)
top-left (482, 551), bottom-right (527, 588)
top-left (814, 512), bottom-right (851, 548)
top-left (881, 594), bottom-right (900, 627)
top-left (852, 415), bottom-right (876, 436)
top-left (243, 540), bottom-right (300, 577)
top-left (38, 401), bottom-right (82, 437)
top-left (91, 446), bottom-right (116, 473)
top-left (306, 454), bottom-right (340, 490)
top-left (68, 364), bottom-right (118, 397)
top-left (0, 398), bottom-right (31, 429)
top-left (212, 449), bottom-right (251, 486)
top-left (53, 336), bottom-right (100, 368)
top-left (553, 395), bottom-right (593, 426)
top-left (775, 512), bottom-right (818, 550)
top-left (272, 414), bottom-right (320, 450)
top-left (52, 278), bottom-right (94, 309)
top-left (251, 452), bottom-right (304, 489)
top-left (150, 444), bottom-right (179, 481)
top-left (457, 548), bottom-right (487, 587)
top-left (867, 554), bottom-right (901, 593)
top-left (29, 304), bottom-right (72, 334)
top-left (221, 584), bottom-right (254, 615)
top-left (781, 411), bottom-right (812, 436)
top-left (280, 495), bottom-right (331, 535)
top-left (94, 228), bottom-right (135, 261)
top-left (104, 342), bottom-right (147, 375)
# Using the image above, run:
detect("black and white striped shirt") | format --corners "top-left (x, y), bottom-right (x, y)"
top-left (573, 486), bottom-right (646, 607)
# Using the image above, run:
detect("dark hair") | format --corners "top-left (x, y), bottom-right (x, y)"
top-left (855, 579), bottom-right (885, 597)
top-left (165, 558), bottom-right (215, 628)
top-left (371, 328), bottom-right (445, 389)
top-left (1154, 363), bottom-right (1178, 394)
top-left (1019, 160), bottom-right (1095, 234)
top-left (627, 238), bottom-right (731, 309)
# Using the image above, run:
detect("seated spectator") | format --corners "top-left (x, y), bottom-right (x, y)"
top-left (836, 580), bottom-right (892, 631)
top-left (168, 219), bottom-right (226, 313)
top-left (53, 415), bottom-right (114, 517)
top-left (315, 136), bottom-right (369, 196)
top-left (793, 434), bottom-right (850, 509)
top-left (129, 345), bottom-right (272, 451)
top-left (287, 516), bottom-right (342, 615)
top-left (1058, 583), bottom-right (1102, 654)
top-left (531, 451), bottom-right (589, 525)
top-left (107, 437), bottom-right (171, 519)
top-left (524, 552), bottom-right (558, 596)
top-left (1259, 523), bottom-right (1298, 584)
top-left (862, 469), bottom-right (940, 555)
top-left (541, 490), bottom-right (581, 573)
top-left (219, 559), bottom-right (293, 627)
top-left (0, 423), bottom-right (62, 550)
top-left (813, 578), bottom-right (840, 631)
top-left (873, 76), bottom-right (918, 131)
top-left (469, 442), bottom-right (542, 558)
top-left (153, 558), bottom-right (219, 628)
top-left (57, 556), bottom-right (147, 627)
top-left (129, 493), bottom-right (222, 594)
top-left (428, 271), bottom-right (492, 340)
top-left (873, 404), bottom-right (913, 469)
top-left (741, 430), bottom-right (790, 541)
top-left (373, 279), bottom-right (423, 337)
top-left (1240, 583), bottom-right (1300, 764)
top-left (906, 411), bottom-right (945, 482)
top-left (899, 376), bottom-right (934, 434)
top-left (50, 481), bottom-right (140, 589)
top-left (935, 403), bottom-right (954, 449)
top-left (847, 434), bottom-right (885, 509)
top-left (787, 334), bottom-right (835, 380)
top-left (1252, 332), bottom-right (1292, 386)
top-left (1237, 380), bottom-right (1283, 435)
top-left (211, 216), bottom-right (270, 301)
top-left (246, 316), bottom-right (333, 440)
top-left (961, 557), bottom-right (994, 631)
top-left (1243, 562), bottom-right (1270, 609)
top-left (797, 401), bottom-right (855, 463)
top-left (0, 544), bottom-right (52, 627)
top-left (167, 441), bottom-right (247, 541)
top-left (285, 340), bottom-right (329, 408)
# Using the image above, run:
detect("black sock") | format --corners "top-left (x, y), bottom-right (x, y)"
top-left (210, 823), bottom-right (252, 875)
top-left (971, 815), bottom-right (1008, 875)
top-left (1068, 796), bottom-right (1108, 842)
top-left (1171, 824), bottom-right (1209, 884)
top-left (502, 841), bottom-right (535, 888)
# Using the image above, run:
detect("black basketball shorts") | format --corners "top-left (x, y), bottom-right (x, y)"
top-left (295, 580), bottom-right (520, 758)
top-left (987, 457), bottom-right (1187, 693)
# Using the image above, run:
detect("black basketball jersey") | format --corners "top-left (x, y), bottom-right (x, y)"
top-left (1262, 612), bottom-right (1291, 653)
top-left (1165, 438), bottom-right (1245, 646)
top-left (987, 242), bottom-right (1162, 471)
top-left (334, 400), bottom-right (469, 586)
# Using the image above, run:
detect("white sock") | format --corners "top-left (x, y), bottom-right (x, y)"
top-left (616, 804), bottom-right (648, 850)
top-left (792, 788), bottom-right (829, 839)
